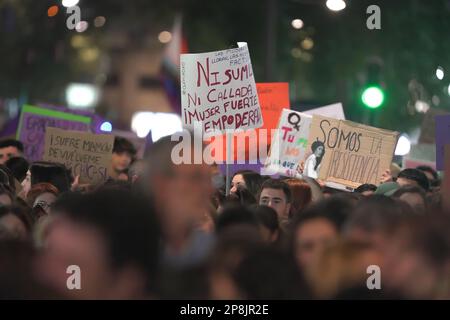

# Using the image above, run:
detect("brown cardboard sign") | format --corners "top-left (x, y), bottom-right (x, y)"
top-left (43, 127), bottom-right (114, 184)
top-left (304, 115), bottom-right (399, 189)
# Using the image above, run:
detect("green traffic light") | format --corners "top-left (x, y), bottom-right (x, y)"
top-left (361, 86), bottom-right (385, 109)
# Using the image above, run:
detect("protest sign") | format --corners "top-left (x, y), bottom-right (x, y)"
top-left (303, 103), bottom-right (346, 120)
top-left (263, 109), bottom-right (312, 177)
top-left (17, 104), bottom-right (91, 162)
top-left (420, 108), bottom-right (449, 144)
top-left (256, 82), bottom-right (290, 132)
top-left (304, 115), bottom-right (399, 189)
top-left (435, 114), bottom-right (450, 170)
top-left (43, 127), bottom-right (114, 184)
top-left (180, 44), bottom-right (263, 136)
top-left (210, 82), bottom-right (289, 162)
top-left (443, 145), bottom-right (450, 211)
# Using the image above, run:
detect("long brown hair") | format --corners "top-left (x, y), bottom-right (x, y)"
top-left (284, 178), bottom-right (312, 218)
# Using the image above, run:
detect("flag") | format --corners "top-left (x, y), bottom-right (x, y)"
top-left (160, 14), bottom-right (188, 115)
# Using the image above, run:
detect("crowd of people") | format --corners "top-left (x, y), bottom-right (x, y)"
top-left (0, 135), bottom-right (448, 299)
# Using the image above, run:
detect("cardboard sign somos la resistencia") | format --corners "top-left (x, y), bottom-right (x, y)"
top-left (304, 115), bottom-right (399, 189)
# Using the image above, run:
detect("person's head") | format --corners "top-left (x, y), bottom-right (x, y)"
top-left (0, 206), bottom-right (32, 241)
top-left (392, 185), bottom-right (427, 214)
top-left (30, 162), bottom-right (71, 193)
top-left (416, 165), bottom-right (439, 187)
top-left (26, 183), bottom-right (59, 216)
top-left (112, 137), bottom-right (136, 174)
top-left (0, 140), bottom-right (23, 164)
top-left (5, 157), bottom-right (29, 183)
top-left (354, 183), bottom-right (377, 196)
top-left (382, 214), bottom-right (450, 299)
top-left (252, 205), bottom-right (279, 243)
top-left (307, 240), bottom-right (381, 299)
top-left (258, 179), bottom-right (292, 220)
top-left (233, 246), bottom-right (310, 299)
top-left (230, 170), bottom-right (263, 197)
top-left (291, 196), bottom-right (351, 269)
top-left (215, 204), bottom-right (258, 235)
top-left (344, 195), bottom-right (415, 249)
top-left (36, 189), bottom-right (160, 299)
top-left (396, 168), bottom-right (429, 192)
top-left (284, 178), bottom-right (312, 218)
top-left (0, 184), bottom-right (14, 206)
top-left (311, 140), bottom-right (325, 157)
top-left (142, 135), bottom-right (212, 237)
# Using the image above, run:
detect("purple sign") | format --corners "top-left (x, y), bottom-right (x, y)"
top-left (435, 114), bottom-right (450, 170)
top-left (17, 105), bottom-right (92, 162)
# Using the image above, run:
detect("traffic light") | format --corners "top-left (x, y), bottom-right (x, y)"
top-left (361, 60), bottom-right (385, 109)
top-left (361, 85), bottom-right (385, 109)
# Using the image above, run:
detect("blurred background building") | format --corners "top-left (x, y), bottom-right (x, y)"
top-left (1, 0), bottom-right (450, 150)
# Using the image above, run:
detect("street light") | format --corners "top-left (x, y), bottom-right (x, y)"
top-left (291, 19), bottom-right (304, 29)
top-left (62, 0), bottom-right (79, 7)
top-left (326, 0), bottom-right (346, 12)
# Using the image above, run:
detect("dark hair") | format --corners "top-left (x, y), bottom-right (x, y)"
top-left (392, 185), bottom-right (427, 213)
top-left (284, 178), bottom-right (312, 217)
top-left (232, 170), bottom-right (263, 198)
top-left (392, 185), bottom-right (426, 199)
top-left (0, 139), bottom-right (24, 153)
top-left (259, 179), bottom-right (292, 204)
top-left (59, 189), bottom-right (160, 291)
top-left (291, 195), bottom-right (352, 233)
top-left (215, 204), bottom-right (258, 234)
top-left (397, 168), bottom-right (430, 192)
top-left (5, 157), bottom-right (29, 182)
top-left (0, 165), bottom-right (16, 193)
top-left (344, 195), bottom-right (415, 236)
top-left (311, 139), bottom-right (325, 171)
top-left (50, 191), bottom-right (84, 215)
top-left (416, 165), bottom-right (438, 181)
top-left (0, 184), bottom-right (14, 205)
top-left (26, 182), bottom-right (59, 208)
top-left (0, 206), bottom-right (33, 234)
top-left (233, 246), bottom-right (310, 299)
top-left (30, 162), bottom-right (71, 193)
top-left (354, 183), bottom-right (377, 194)
top-left (252, 205), bottom-right (279, 234)
top-left (234, 186), bottom-right (257, 206)
top-left (113, 137), bottom-right (137, 157)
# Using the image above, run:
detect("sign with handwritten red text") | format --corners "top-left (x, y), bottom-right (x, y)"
top-left (180, 44), bottom-right (263, 136)
top-left (263, 109), bottom-right (312, 177)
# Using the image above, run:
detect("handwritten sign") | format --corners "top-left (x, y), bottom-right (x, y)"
top-left (16, 104), bottom-right (91, 162)
top-left (180, 44), bottom-right (263, 136)
top-left (263, 109), bottom-right (311, 177)
top-left (303, 103), bottom-right (345, 120)
top-left (43, 127), bottom-right (114, 184)
top-left (210, 82), bottom-right (289, 162)
top-left (305, 115), bottom-right (399, 189)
